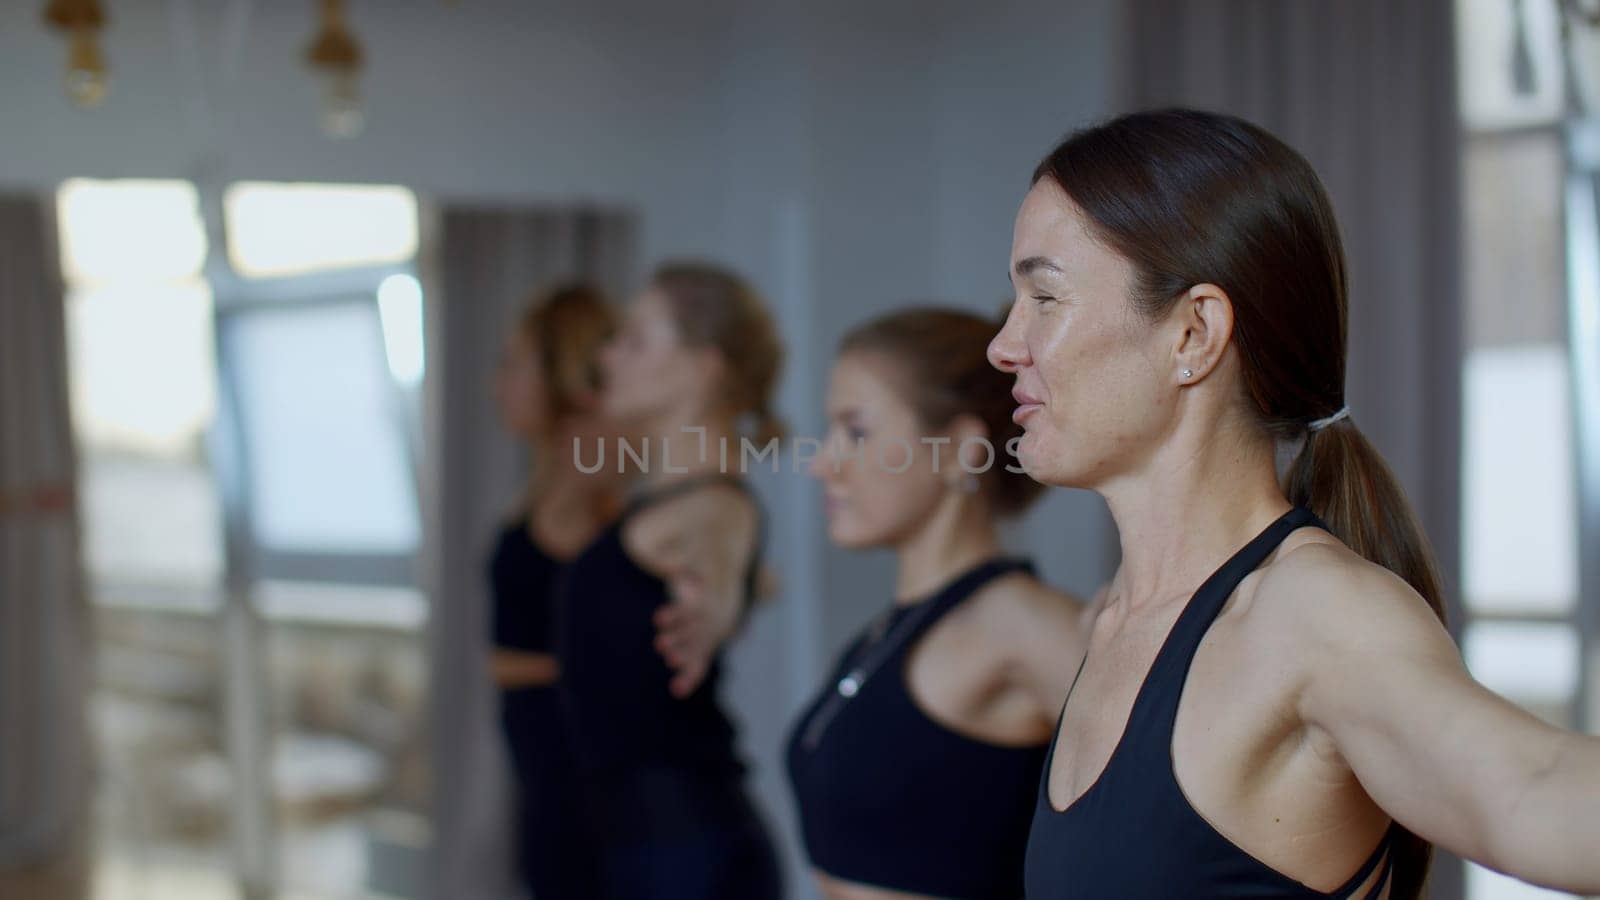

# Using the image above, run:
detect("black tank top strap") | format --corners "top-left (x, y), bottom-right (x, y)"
top-left (1339, 824), bottom-right (1396, 900)
top-left (1141, 506), bottom-right (1322, 729)
top-left (897, 556), bottom-right (1036, 643)
top-left (1023, 505), bottom-right (1395, 900)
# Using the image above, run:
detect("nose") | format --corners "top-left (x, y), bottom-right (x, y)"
top-left (987, 305), bottom-right (1029, 373)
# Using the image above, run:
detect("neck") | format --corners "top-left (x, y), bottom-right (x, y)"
top-left (892, 493), bottom-right (1000, 605)
top-left (639, 409), bottom-right (739, 487)
top-left (1098, 411), bottom-right (1290, 614)
top-left (528, 418), bottom-right (620, 540)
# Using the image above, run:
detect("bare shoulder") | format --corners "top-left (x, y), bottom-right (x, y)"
top-left (623, 481), bottom-right (757, 566)
top-left (1247, 528), bottom-right (1456, 672)
top-left (651, 481), bottom-right (755, 530)
top-left (965, 569), bottom-right (1087, 650)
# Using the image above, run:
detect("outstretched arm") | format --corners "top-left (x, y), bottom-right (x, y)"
top-left (489, 649), bottom-right (561, 688)
top-left (1283, 544), bottom-right (1600, 893)
top-left (625, 484), bottom-right (759, 698)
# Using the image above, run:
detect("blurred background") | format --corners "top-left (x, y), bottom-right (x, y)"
top-left (0, 1), bottom-right (1597, 899)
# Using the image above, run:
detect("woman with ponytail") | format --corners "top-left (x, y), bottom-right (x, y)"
top-left (787, 307), bottom-right (1085, 900)
top-left (556, 261), bottom-right (785, 899)
top-left (487, 283), bottom-right (619, 899)
top-left (990, 108), bottom-right (1600, 898)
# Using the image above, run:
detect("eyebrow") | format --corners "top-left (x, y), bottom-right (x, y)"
top-left (1009, 256), bottom-right (1063, 282)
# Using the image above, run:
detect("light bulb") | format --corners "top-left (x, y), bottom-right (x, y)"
top-left (319, 68), bottom-right (365, 139)
top-left (64, 28), bottom-right (107, 108)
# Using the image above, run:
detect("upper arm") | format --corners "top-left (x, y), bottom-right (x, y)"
top-left (625, 485), bottom-right (759, 597)
top-left (1280, 544), bottom-right (1575, 872)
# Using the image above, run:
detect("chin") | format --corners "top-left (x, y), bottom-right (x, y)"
top-left (602, 396), bottom-right (642, 427)
top-left (1015, 439), bottom-right (1080, 488)
top-left (827, 518), bottom-right (884, 550)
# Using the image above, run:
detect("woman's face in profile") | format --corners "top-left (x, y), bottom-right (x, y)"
top-left (599, 287), bottom-right (712, 429)
top-left (989, 179), bottom-right (1179, 489)
top-left (493, 330), bottom-right (547, 440)
top-left (810, 351), bottom-right (948, 549)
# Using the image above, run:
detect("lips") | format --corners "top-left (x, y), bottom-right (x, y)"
top-left (1011, 385), bottom-right (1043, 423)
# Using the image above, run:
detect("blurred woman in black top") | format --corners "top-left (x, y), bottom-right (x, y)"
top-left (787, 308), bottom-right (1085, 900)
top-left (487, 283), bottom-right (622, 900)
top-left (558, 262), bottom-right (786, 900)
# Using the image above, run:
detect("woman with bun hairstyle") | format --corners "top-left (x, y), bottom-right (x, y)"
top-left (787, 307), bottom-right (1086, 900)
top-left (556, 261), bottom-right (786, 900)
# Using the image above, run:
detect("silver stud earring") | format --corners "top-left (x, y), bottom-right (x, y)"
top-left (1181, 368), bottom-right (1193, 379)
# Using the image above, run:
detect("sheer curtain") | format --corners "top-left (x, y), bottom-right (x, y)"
top-left (0, 194), bottom-right (90, 899)
top-left (1121, 3), bottom-right (1465, 897)
top-left (423, 205), bottom-right (637, 899)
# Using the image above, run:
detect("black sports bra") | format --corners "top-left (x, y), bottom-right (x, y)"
top-left (787, 557), bottom-right (1046, 899)
top-left (1025, 507), bottom-right (1396, 899)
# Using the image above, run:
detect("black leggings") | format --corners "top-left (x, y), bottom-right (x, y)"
top-left (586, 766), bottom-right (784, 900)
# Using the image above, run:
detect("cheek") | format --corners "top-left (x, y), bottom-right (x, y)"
top-left (1029, 317), bottom-right (1167, 478)
top-left (497, 366), bottom-right (538, 420)
top-left (829, 442), bottom-right (941, 544)
top-left (606, 346), bottom-right (674, 411)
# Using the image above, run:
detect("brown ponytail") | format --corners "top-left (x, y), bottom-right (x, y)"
top-left (1285, 419), bottom-right (1446, 625)
top-left (1034, 108), bottom-right (1442, 898)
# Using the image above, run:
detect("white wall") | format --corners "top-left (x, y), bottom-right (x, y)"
top-left (1, 2), bottom-right (1121, 897)
top-left (0, 0), bottom-right (734, 261)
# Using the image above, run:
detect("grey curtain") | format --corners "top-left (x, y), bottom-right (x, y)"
top-left (423, 206), bottom-right (637, 900)
top-left (0, 194), bottom-right (90, 898)
top-left (1121, 3), bottom-right (1465, 897)
top-left (1121, 0), bottom-right (1464, 618)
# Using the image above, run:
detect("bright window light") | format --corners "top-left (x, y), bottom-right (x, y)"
top-left (1467, 862), bottom-right (1575, 900)
top-left (1464, 621), bottom-right (1579, 704)
top-left (1461, 344), bottom-right (1577, 613)
top-left (225, 182), bottom-right (419, 278)
top-left (1455, 0), bottom-right (1565, 130)
top-left (65, 282), bottom-right (218, 455)
top-left (224, 302), bottom-right (419, 554)
top-left (376, 274), bottom-right (425, 387)
top-left (57, 179), bottom-right (208, 285)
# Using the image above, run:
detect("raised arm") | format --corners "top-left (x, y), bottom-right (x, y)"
top-left (1281, 543), bottom-right (1600, 893)
top-left (624, 483), bottom-right (760, 698)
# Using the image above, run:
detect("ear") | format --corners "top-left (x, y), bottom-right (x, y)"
top-left (1169, 282), bottom-right (1235, 385)
top-left (946, 412), bottom-right (993, 471)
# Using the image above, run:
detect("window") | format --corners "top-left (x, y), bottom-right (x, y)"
top-left (1455, 0), bottom-right (1598, 897)
top-left (63, 178), bottom-right (431, 900)
top-left (223, 182), bottom-right (418, 279)
top-left (58, 179), bottom-right (225, 608)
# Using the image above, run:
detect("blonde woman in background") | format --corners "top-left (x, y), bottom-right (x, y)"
top-left (487, 283), bottom-right (622, 900)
